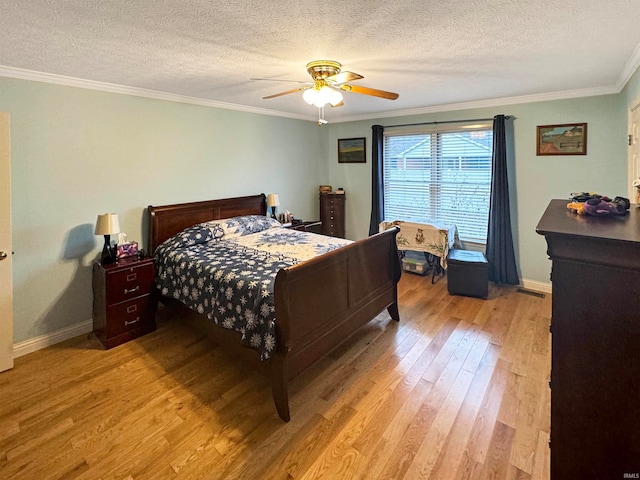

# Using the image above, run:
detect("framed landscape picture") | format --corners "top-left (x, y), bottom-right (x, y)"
top-left (536, 123), bottom-right (587, 155)
top-left (338, 137), bottom-right (366, 163)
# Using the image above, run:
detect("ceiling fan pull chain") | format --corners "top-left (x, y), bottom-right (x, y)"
top-left (318, 106), bottom-right (328, 125)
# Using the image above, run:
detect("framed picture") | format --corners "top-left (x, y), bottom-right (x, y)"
top-left (338, 137), bottom-right (366, 163)
top-left (536, 123), bottom-right (587, 155)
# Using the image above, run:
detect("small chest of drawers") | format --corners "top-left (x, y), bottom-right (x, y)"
top-left (92, 256), bottom-right (156, 349)
top-left (319, 193), bottom-right (345, 238)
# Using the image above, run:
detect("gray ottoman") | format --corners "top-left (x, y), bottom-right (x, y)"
top-left (447, 249), bottom-right (488, 298)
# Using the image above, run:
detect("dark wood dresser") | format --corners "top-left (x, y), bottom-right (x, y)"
top-left (92, 256), bottom-right (157, 349)
top-left (319, 193), bottom-right (345, 238)
top-left (536, 199), bottom-right (640, 479)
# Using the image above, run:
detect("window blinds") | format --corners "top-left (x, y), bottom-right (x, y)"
top-left (382, 127), bottom-right (493, 243)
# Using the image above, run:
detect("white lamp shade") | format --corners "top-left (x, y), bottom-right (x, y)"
top-left (266, 193), bottom-right (280, 207)
top-left (303, 86), bottom-right (343, 108)
top-left (95, 213), bottom-right (120, 235)
top-left (302, 88), bottom-right (317, 105)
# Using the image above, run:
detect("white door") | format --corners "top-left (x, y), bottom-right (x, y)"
top-left (628, 101), bottom-right (640, 201)
top-left (0, 112), bottom-right (13, 372)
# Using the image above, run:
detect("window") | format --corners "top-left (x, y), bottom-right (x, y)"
top-left (382, 125), bottom-right (493, 244)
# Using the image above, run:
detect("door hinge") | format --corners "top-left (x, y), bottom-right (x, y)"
top-left (629, 134), bottom-right (633, 146)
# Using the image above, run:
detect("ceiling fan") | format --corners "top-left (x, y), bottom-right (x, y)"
top-left (252, 60), bottom-right (399, 123)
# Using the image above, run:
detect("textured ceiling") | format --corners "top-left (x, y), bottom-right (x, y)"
top-left (1, 0), bottom-right (640, 123)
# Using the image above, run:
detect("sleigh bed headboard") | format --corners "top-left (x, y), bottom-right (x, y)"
top-left (147, 194), bottom-right (267, 252)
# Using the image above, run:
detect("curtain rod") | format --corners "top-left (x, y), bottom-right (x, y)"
top-left (380, 115), bottom-right (510, 129)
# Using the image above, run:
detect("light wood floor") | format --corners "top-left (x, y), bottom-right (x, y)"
top-left (0, 273), bottom-right (551, 480)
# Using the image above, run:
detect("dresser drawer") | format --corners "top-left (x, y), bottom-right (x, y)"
top-left (105, 295), bottom-right (155, 338)
top-left (106, 263), bottom-right (155, 304)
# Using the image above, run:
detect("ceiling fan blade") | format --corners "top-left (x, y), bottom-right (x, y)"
top-left (251, 77), bottom-right (311, 84)
top-left (326, 71), bottom-right (363, 85)
top-left (340, 84), bottom-right (399, 100)
top-left (330, 100), bottom-right (344, 108)
top-left (263, 87), bottom-right (306, 99)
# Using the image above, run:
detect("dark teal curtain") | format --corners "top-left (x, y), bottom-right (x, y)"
top-left (486, 115), bottom-right (519, 284)
top-left (368, 125), bottom-right (384, 236)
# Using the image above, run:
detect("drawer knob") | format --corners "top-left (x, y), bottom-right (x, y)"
top-left (124, 286), bottom-right (140, 295)
top-left (125, 317), bottom-right (140, 326)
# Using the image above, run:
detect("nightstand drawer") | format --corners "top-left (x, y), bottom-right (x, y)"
top-left (106, 263), bottom-right (154, 305)
top-left (105, 295), bottom-right (155, 337)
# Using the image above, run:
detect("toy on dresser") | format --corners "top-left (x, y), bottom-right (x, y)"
top-left (567, 192), bottom-right (630, 216)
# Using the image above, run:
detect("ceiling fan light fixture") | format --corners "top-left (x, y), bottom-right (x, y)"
top-left (303, 85), bottom-right (343, 108)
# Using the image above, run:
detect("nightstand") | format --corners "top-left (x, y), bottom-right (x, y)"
top-left (285, 220), bottom-right (322, 233)
top-left (92, 256), bottom-right (157, 349)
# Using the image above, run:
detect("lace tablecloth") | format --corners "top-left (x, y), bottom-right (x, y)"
top-left (379, 220), bottom-right (460, 269)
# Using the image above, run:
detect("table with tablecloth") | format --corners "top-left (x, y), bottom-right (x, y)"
top-left (379, 219), bottom-right (460, 281)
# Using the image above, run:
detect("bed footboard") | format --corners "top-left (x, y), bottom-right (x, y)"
top-left (270, 227), bottom-right (401, 419)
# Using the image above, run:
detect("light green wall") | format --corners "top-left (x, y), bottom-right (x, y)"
top-left (623, 65), bottom-right (640, 109)
top-left (1, 71), bottom-right (635, 345)
top-left (326, 94), bottom-right (628, 286)
top-left (0, 77), bottom-right (323, 343)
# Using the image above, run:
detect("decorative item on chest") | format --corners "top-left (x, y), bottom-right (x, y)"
top-left (278, 211), bottom-right (293, 224)
top-left (633, 178), bottom-right (640, 204)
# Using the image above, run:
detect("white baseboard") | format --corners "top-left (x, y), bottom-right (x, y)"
top-left (13, 319), bottom-right (93, 358)
top-left (10, 280), bottom-right (550, 358)
top-left (520, 278), bottom-right (552, 294)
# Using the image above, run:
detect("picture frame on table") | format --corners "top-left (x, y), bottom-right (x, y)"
top-left (338, 137), bottom-right (366, 163)
top-left (536, 123), bottom-right (587, 155)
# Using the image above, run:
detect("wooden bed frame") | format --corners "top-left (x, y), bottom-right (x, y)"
top-left (148, 194), bottom-right (401, 421)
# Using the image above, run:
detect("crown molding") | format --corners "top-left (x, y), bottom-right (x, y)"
top-left (0, 64), bottom-right (627, 126)
top-left (0, 65), bottom-right (315, 122)
top-left (335, 85), bottom-right (621, 123)
top-left (616, 40), bottom-right (640, 91)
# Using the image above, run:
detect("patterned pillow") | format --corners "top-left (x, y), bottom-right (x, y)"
top-left (207, 215), bottom-right (281, 239)
top-left (175, 224), bottom-right (213, 246)
top-left (175, 222), bottom-right (225, 246)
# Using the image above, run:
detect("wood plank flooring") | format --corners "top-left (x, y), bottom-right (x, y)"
top-left (0, 273), bottom-right (551, 480)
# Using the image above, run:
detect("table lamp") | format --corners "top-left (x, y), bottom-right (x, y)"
top-left (266, 193), bottom-right (279, 219)
top-left (95, 213), bottom-right (120, 264)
